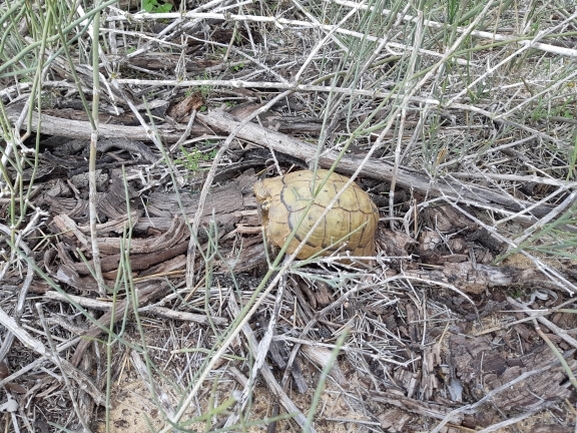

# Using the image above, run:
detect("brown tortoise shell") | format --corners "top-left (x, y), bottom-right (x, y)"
top-left (254, 169), bottom-right (379, 260)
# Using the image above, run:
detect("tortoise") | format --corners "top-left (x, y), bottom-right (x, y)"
top-left (253, 169), bottom-right (379, 260)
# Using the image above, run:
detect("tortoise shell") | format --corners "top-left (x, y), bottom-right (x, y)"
top-left (254, 169), bottom-right (379, 259)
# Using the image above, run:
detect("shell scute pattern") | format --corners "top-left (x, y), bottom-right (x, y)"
top-left (254, 169), bottom-right (379, 260)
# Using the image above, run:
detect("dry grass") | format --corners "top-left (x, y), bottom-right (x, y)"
top-left (1, 0), bottom-right (577, 432)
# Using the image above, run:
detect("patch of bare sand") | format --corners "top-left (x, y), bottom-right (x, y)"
top-left (96, 378), bottom-right (165, 433)
top-left (97, 368), bottom-right (374, 432)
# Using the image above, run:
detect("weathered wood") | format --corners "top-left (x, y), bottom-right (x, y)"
top-left (449, 334), bottom-right (576, 414)
top-left (47, 170), bottom-right (258, 276)
top-left (6, 103), bottom-right (209, 142)
top-left (421, 261), bottom-right (543, 295)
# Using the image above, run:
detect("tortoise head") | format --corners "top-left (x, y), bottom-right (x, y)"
top-left (253, 179), bottom-right (273, 228)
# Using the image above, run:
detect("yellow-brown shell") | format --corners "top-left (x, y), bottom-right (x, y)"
top-left (254, 169), bottom-right (379, 260)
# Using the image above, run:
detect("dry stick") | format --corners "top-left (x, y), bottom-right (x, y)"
top-left (486, 295), bottom-right (577, 332)
top-left (116, 11), bottom-right (469, 65)
top-left (43, 291), bottom-right (228, 325)
top-left (0, 85), bottom-right (36, 165)
top-left (474, 411), bottom-right (543, 433)
top-left (87, 4), bottom-right (107, 297)
top-left (227, 293), bottom-right (313, 432)
top-left (276, 335), bottom-right (415, 367)
top-left (0, 307), bottom-right (106, 406)
top-left (512, 189), bottom-right (577, 246)
top-left (333, 0), bottom-right (577, 58)
top-left (88, 130), bottom-right (107, 296)
top-left (452, 171), bottom-right (577, 189)
top-left (439, 135), bottom-right (537, 171)
top-left (4, 104), bottom-right (192, 142)
top-left (113, 78), bottom-right (444, 104)
top-left (36, 303), bottom-right (91, 432)
top-left (224, 280), bottom-right (285, 428)
top-left (169, 108), bottom-right (198, 151)
top-left (7, 85), bottom-right (564, 157)
top-left (389, 10), bottom-right (424, 229)
top-left (507, 297), bottom-right (577, 350)
top-left (0, 224), bottom-right (34, 363)
top-left (290, 0), bottom-right (351, 53)
top-left (110, 0), bottom-right (234, 62)
top-left (7, 402), bottom-right (20, 433)
top-left (186, 27), bottom-right (288, 84)
top-left (489, 181), bottom-right (569, 227)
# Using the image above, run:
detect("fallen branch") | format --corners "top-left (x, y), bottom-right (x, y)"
top-left (198, 110), bottom-right (556, 220)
